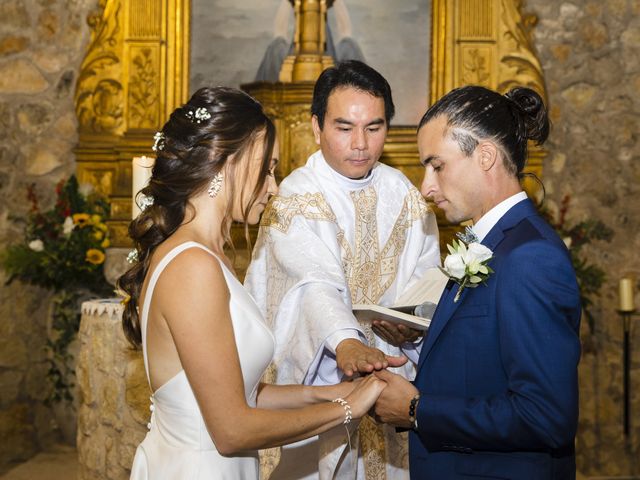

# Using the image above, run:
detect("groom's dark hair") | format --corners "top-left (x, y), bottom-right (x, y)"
top-left (418, 85), bottom-right (550, 177)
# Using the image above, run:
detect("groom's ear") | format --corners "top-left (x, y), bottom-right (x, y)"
top-left (478, 141), bottom-right (498, 171)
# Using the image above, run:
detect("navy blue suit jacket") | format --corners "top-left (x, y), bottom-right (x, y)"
top-left (410, 199), bottom-right (581, 480)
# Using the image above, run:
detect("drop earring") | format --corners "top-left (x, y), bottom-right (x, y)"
top-left (208, 172), bottom-right (224, 198)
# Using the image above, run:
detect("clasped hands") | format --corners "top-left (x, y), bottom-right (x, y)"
top-left (336, 334), bottom-right (420, 430)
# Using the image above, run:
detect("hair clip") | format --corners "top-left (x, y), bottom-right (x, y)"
top-left (138, 195), bottom-right (154, 211)
top-left (185, 107), bottom-right (212, 124)
top-left (152, 131), bottom-right (165, 152)
top-left (126, 249), bottom-right (139, 264)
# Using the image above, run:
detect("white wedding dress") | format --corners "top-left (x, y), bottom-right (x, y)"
top-left (130, 241), bottom-right (275, 479)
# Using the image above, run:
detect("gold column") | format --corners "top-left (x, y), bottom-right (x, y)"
top-left (291, 0), bottom-right (332, 81)
top-left (245, 0), bottom-right (336, 183)
top-left (279, 0), bottom-right (333, 83)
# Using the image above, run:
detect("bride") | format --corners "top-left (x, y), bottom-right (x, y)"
top-left (117, 87), bottom-right (389, 479)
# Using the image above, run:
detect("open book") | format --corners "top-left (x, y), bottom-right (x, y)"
top-left (353, 268), bottom-right (449, 330)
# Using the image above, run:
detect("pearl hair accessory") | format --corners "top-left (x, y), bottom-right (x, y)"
top-left (126, 249), bottom-right (139, 264)
top-left (152, 132), bottom-right (165, 152)
top-left (138, 195), bottom-right (154, 211)
top-left (185, 107), bottom-right (212, 123)
top-left (207, 172), bottom-right (224, 198)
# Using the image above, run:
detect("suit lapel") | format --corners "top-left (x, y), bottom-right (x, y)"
top-left (416, 279), bottom-right (467, 372)
top-left (416, 198), bottom-right (539, 373)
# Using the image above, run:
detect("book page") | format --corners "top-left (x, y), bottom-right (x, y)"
top-left (353, 304), bottom-right (430, 330)
top-left (395, 267), bottom-right (449, 307)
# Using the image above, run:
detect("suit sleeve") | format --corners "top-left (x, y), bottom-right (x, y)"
top-left (416, 239), bottom-right (581, 452)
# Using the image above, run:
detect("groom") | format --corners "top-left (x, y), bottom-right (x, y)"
top-left (373, 85), bottom-right (582, 479)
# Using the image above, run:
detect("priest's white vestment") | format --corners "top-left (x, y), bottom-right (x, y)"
top-left (245, 151), bottom-right (440, 479)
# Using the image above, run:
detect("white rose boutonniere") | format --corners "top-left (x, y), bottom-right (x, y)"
top-left (441, 239), bottom-right (494, 302)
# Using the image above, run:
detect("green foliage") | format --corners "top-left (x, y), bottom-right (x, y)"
top-left (1, 176), bottom-right (112, 294)
top-left (541, 195), bottom-right (614, 333)
top-left (46, 291), bottom-right (84, 404)
top-left (0, 176), bottom-right (113, 404)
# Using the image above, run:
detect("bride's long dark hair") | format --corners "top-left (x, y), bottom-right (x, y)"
top-left (117, 87), bottom-right (276, 348)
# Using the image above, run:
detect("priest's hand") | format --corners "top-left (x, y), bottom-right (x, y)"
top-left (336, 339), bottom-right (407, 377)
top-left (372, 320), bottom-right (423, 347)
top-left (373, 369), bottom-right (419, 429)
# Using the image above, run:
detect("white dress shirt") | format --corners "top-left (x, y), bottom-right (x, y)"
top-left (472, 191), bottom-right (528, 242)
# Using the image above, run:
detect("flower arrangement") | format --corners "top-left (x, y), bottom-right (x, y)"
top-left (541, 195), bottom-right (613, 335)
top-left (441, 237), bottom-right (494, 302)
top-left (0, 175), bottom-right (112, 403)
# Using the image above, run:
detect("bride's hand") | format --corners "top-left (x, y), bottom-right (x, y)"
top-left (344, 374), bottom-right (387, 419)
top-left (331, 377), bottom-right (361, 400)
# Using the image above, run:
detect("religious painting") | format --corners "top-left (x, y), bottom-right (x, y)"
top-left (190, 0), bottom-right (431, 125)
top-left (326, 0), bottom-right (431, 125)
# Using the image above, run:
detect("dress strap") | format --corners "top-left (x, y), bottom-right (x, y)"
top-left (140, 241), bottom-right (218, 388)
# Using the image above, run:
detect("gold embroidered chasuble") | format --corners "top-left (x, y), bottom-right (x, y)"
top-left (246, 151), bottom-right (440, 479)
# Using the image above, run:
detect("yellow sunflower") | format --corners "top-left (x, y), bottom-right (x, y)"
top-left (73, 213), bottom-right (91, 227)
top-left (86, 248), bottom-right (105, 265)
top-left (101, 238), bottom-right (110, 249)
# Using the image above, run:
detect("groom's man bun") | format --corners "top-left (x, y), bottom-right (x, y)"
top-left (418, 85), bottom-right (550, 177)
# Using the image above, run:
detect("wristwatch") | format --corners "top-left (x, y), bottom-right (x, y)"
top-left (408, 394), bottom-right (420, 431)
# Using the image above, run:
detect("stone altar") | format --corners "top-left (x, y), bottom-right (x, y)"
top-left (76, 299), bottom-right (149, 480)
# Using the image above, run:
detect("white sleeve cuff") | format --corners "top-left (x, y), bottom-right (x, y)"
top-left (325, 329), bottom-right (365, 354)
top-left (400, 336), bottom-right (424, 365)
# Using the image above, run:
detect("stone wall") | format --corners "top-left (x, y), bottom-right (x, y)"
top-left (527, 0), bottom-right (640, 476)
top-left (0, 0), bottom-right (98, 472)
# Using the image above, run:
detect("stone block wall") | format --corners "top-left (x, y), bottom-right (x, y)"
top-left (0, 0), bottom-right (98, 471)
top-left (527, 0), bottom-right (640, 476)
top-left (0, 283), bottom-right (55, 470)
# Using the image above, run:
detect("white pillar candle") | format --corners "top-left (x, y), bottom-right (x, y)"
top-left (619, 277), bottom-right (635, 312)
top-left (132, 156), bottom-right (154, 219)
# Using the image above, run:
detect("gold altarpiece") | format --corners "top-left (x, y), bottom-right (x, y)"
top-left (74, 0), bottom-right (547, 249)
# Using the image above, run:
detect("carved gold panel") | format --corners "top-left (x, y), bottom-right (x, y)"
top-left (126, 45), bottom-right (161, 129)
top-left (75, 0), bottom-right (189, 246)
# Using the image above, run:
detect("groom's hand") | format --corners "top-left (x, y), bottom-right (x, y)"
top-left (373, 369), bottom-right (419, 428)
top-left (336, 339), bottom-right (408, 377)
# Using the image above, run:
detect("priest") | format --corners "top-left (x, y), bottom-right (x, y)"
top-left (245, 60), bottom-right (440, 479)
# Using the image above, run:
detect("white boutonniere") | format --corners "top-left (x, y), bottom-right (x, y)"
top-left (440, 236), bottom-right (494, 302)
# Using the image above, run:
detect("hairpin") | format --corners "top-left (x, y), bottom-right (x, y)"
top-left (126, 249), bottom-right (139, 264)
top-left (152, 131), bottom-right (165, 152)
top-left (185, 107), bottom-right (212, 124)
top-left (138, 195), bottom-right (154, 211)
